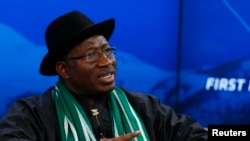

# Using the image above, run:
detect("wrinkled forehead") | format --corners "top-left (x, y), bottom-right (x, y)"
top-left (78, 35), bottom-right (108, 47)
top-left (70, 35), bottom-right (109, 53)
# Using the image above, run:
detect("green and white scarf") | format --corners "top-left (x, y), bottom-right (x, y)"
top-left (52, 81), bottom-right (150, 141)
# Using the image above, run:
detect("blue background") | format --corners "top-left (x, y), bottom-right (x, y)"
top-left (179, 0), bottom-right (250, 126)
top-left (1, 0), bottom-right (250, 127)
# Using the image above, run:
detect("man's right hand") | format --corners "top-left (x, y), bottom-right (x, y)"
top-left (100, 130), bottom-right (141, 141)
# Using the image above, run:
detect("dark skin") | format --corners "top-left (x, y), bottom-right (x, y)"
top-left (101, 131), bottom-right (141, 141)
top-left (56, 35), bottom-right (116, 103)
top-left (55, 35), bottom-right (141, 140)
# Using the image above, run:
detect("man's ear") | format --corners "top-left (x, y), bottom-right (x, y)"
top-left (55, 61), bottom-right (70, 79)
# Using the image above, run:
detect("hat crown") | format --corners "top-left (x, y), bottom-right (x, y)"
top-left (45, 11), bottom-right (95, 51)
top-left (40, 10), bottom-right (115, 76)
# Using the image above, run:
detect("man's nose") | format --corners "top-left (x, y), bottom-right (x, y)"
top-left (96, 54), bottom-right (113, 67)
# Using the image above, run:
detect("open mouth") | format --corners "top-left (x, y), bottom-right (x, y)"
top-left (98, 71), bottom-right (115, 83)
top-left (100, 72), bottom-right (112, 78)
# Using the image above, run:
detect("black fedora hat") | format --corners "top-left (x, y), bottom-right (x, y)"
top-left (39, 10), bottom-right (115, 76)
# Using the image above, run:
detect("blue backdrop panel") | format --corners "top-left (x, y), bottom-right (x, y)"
top-left (179, 0), bottom-right (250, 127)
top-left (0, 1), bottom-right (179, 117)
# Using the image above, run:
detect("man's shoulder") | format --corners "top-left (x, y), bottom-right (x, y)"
top-left (121, 87), bottom-right (156, 97)
top-left (2, 87), bottom-right (56, 121)
top-left (9, 87), bottom-right (54, 109)
top-left (119, 87), bottom-right (160, 105)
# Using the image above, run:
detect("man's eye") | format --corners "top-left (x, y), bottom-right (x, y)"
top-left (104, 49), bottom-right (111, 53)
top-left (86, 52), bottom-right (97, 57)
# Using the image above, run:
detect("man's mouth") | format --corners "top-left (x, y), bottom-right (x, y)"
top-left (98, 72), bottom-right (115, 83)
top-left (100, 72), bottom-right (112, 78)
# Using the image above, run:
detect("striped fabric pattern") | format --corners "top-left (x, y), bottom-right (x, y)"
top-left (52, 81), bottom-right (150, 141)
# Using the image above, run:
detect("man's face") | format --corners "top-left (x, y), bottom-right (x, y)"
top-left (64, 35), bottom-right (116, 97)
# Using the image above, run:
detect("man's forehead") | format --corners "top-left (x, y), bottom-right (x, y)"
top-left (82, 35), bottom-right (108, 44)
top-left (73, 35), bottom-right (109, 51)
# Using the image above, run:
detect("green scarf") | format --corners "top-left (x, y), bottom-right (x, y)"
top-left (52, 81), bottom-right (150, 141)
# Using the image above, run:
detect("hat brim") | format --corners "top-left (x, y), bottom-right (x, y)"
top-left (39, 18), bottom-right (115, 76)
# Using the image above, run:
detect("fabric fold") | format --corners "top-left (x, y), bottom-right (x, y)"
top-left (52, 81), bottom-right (150, 141)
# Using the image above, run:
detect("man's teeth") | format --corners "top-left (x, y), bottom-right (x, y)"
top-left (101, 73), bottom-right (111, 78)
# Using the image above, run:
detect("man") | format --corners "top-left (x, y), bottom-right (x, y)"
top-left (0, 10), bottom-right (208, 141)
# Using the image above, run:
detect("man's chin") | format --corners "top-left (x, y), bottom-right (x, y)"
top-left (89, 85), bottom-right (115, 97)
top-left (99, 82), bottom-right (115, 91)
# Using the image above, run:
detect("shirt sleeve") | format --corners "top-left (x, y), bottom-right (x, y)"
top-left (0, 99), bottom-right (40, 140)
top-left (126, 90), bottom-right (208, 141)
top-left (0, 92), bottom-right (59, 141)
